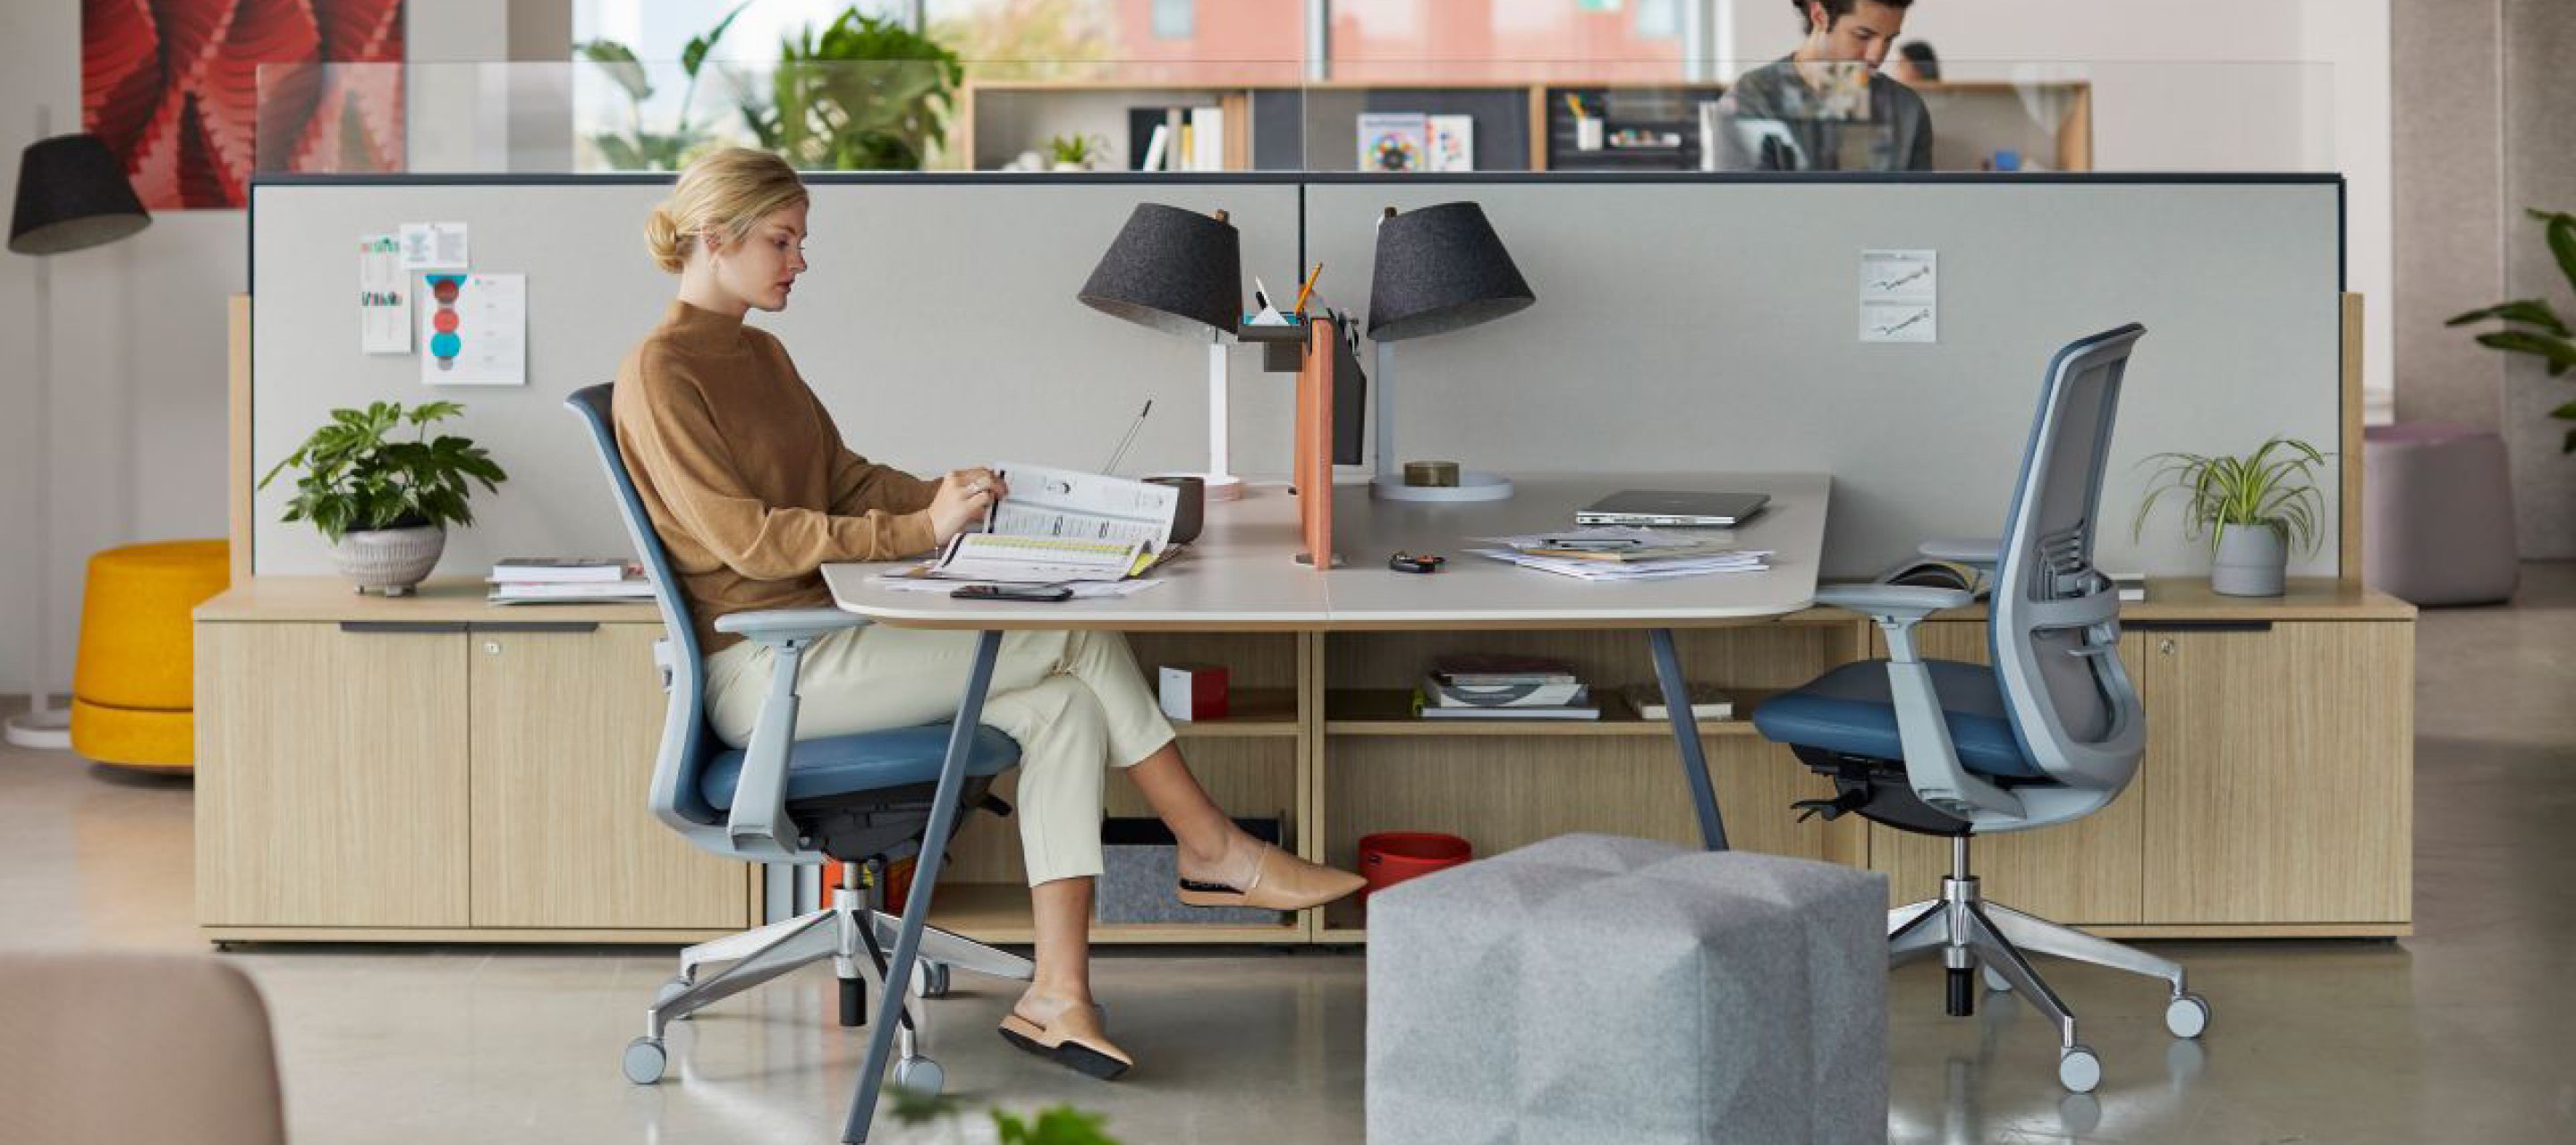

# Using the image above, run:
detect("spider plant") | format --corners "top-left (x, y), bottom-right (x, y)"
top-left (2131, 436), bottom-right (2330, 556)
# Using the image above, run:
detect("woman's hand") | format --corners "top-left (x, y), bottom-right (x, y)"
top-left (927, 468), bottom-right (1010, 544)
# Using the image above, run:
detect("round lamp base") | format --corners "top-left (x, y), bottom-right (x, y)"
top-left (4, 708), bottom-right (73, 751)
top-left (1147, 472), bottom-right (1246, 502)
top-left (1371, 473), bottom-right (1513, 503)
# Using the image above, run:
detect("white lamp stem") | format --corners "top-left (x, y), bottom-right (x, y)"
top-left (1206, 340), bottom-right (1229, 479)
top-left (26, 244), bottom-right (52, 721)
top-left (1373, 341), bottom-right (1395, 485)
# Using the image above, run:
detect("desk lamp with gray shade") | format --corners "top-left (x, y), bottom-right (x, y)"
top-left (1368, 200), bottom-right (1535, 502)
top-left (6, 132), bottom-right (151, 750)
top-left (1077, 202), bottom-right (1247, 500)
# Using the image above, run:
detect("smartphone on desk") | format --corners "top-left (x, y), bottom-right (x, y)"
top-left (951, 582), bottom-right (1074, 603)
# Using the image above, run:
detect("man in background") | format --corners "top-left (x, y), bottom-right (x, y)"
top-left (1707, 0), bottom-right (1934, 173)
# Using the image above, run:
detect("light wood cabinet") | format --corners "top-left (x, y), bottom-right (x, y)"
top-left (196, 622), bottom-right (472, 928)
top-left (195, 581), bottom-right (756, 943)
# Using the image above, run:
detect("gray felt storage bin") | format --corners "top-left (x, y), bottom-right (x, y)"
top-left (1094, 816), bottom-right (1286, 927)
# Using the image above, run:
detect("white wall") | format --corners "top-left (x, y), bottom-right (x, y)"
top-left (0, 3), bottom-right (519, 698)
top-left (1724, 0), bottom-right (2395, 412)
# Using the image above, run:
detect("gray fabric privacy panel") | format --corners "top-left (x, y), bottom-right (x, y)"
top-left (249, 181), bottom-right (1302, 576)
top-left (1304, 180), bottom-right (2342, 579)
top-left (252, 177), bottom-right (2339, 580)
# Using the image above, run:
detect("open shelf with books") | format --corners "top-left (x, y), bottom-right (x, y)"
top-left (958, 78), bottom-right (2093, 174)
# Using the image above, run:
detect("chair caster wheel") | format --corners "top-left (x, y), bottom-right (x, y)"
top-left (2057, 1046), bottom-right (2101, 1094)
top-left (2165, 993), bottom-right (2210, 1039)
top-left (892, 1056), bottom-right (945, 1096)
top-left (623, 1037), bottom-right (667, 1084)
top-left (911, 961), bottom-right (952, 999)
top-left (1982, 964), bottom-right (2012, 993)
top-left (656, 975), bottom-right (693, 1019)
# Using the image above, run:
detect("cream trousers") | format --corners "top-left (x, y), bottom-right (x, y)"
top-left (705, 626), bottom-right (1175, 886)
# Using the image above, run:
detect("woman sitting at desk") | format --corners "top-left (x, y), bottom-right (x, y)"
top-left (612, 148), bottom-right (1364, 1079)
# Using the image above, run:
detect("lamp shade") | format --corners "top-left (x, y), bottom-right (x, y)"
top-left (9, 133), bottom-right (149, 256)
top-left (1077, 203), bottom-right (1241, 339)
top-left (1367, 201), bottom-right (1533, 343)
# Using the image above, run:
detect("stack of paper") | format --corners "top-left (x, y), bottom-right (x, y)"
top-left (1467, 527), bottom-right (1772, 581)
top-left (487, 557), bottom-right (655, 604)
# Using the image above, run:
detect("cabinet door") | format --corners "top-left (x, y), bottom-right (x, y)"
top-left (468, 623), bottom-right (752, 929)
top-left (2139, 622), bottom-right (2413, 924)
top-left (1867, 623), bottom-right (2148, 924)
top-left (196, 622), bottom-right (470, 927)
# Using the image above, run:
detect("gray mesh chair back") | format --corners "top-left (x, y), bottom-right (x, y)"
top-left (565, 385), bottom-right (726, 838)
top-left (1989, 325), bottom-right (2148, 794)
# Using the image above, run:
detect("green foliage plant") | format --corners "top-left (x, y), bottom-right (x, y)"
top-left (748, 9), bottom-right (964, 171)
top-left (258, 401), bottom-right (507, 544)
top-left (2131, 436), bottom-right (2329, 556)
top-left (2449, 208), bottom-right (2576, 453)
top-left (1048, 132), bottom-right (1105, 167)
top-left (575, 1), bottom-right (751, 170)
top-left (883, 1088), bottom-right (1123, 1145)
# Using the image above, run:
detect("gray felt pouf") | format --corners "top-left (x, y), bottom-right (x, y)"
top-left (1366, 834), bottom-right (1889, 1145)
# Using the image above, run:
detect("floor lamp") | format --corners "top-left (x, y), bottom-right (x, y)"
top-left (5, 131), bottom-right (151, 750)
top-left (1077, 202), bottom-right (1246, 500)
top-left (1367, 201), bottom-right (1535, 502)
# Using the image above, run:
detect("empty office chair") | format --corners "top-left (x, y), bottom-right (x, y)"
top-left (566, 386), bottom-right (1032, 1098)
top-left (1751, 326), bottom-right (2207, 1093)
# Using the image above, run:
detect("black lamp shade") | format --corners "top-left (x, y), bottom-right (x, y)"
top-left (10, 133), bottom-right (149, 256)
top-left (1367, 201), bottom-right (1534, 343)
top-left (1078, 203), bottom-right (1241, 339)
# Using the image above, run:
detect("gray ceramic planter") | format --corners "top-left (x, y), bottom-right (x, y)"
top-left (2209, 524), bottom-right (2287, 597)
top-left (333, 525), bottom-right (445, 596)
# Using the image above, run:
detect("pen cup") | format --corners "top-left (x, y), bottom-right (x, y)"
top-left (1575, 116), bottom-right (1605, 152)
top-left (1144, 475), bottom-right (1206, 544)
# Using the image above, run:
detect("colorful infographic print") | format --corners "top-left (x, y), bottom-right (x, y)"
top-left (419, 273), bottom-right (526, 386)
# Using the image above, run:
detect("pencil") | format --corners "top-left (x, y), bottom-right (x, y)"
top-left (1292, 261), bottom-right (1323, 316)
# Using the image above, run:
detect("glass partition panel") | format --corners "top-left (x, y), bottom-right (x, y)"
top-left (254, 59), bottom-right (2332, 178)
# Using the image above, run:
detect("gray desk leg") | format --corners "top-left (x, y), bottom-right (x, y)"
top-left (1649, 628), bottom-right (1731, 852)
top-left (842, 629), bottom-right (1003, 1144)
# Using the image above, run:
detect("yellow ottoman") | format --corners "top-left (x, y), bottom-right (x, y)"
top-left (70, 539), bottom-right (230, 771)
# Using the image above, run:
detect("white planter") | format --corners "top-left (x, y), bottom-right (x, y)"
top-left (333, 526), bottom-right (445, 597)
top-left (1051, 161), bottom-right (1090, 173)
top-left (2209, 524), bottom-right (2287, 597)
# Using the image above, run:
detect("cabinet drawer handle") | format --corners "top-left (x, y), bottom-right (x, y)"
top-left (338, 621), bottom-right (468, 634)
top-left (471, 622), bottom-right (602, 634)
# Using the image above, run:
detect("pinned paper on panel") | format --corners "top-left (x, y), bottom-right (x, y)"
top-left (421, 273), bottom-right (526, 386)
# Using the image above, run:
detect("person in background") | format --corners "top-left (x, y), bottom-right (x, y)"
top-left (1888, 40), bottom-right (1943, 85)
top-left (614, 148), bottom-right (1366, 1082)
top-left (1707, 0), bottom-right (1933, 172)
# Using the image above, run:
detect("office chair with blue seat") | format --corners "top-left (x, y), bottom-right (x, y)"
top-left (1751, 326), bottom-right (2208, 1094)
top-left (565, 385), bottom-right (1033, 1106)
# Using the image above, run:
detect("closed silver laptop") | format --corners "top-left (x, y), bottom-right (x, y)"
top-left (1576, 489), bottom-right (1770, 528)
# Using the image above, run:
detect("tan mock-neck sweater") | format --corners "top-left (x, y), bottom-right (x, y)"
top-left (614, 301), bottom-right (939, 652)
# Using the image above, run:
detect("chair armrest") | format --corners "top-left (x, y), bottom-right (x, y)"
top-left (716, 607), bottom-right (870, 645)
top-left (1918, 537), bottom-right (2001, 566)
top-left (1814, 583), bottom-right (1974, 620)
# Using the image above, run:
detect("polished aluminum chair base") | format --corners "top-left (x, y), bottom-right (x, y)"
top-left (1887, 836), bottom-right (2209, 1093)
top-left (622, 861), bottom-right (1034, 1090)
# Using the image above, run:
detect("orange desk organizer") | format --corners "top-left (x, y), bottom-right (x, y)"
top-left (1292, 317), bottom-right (1335, 569)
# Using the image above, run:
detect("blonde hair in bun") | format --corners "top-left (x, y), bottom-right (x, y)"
top-left (644, 147), bottom-right (809, 274)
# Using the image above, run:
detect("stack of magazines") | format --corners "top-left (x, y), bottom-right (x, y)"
top-left (487, 557), bottom-right (654, 605)
top-left (1415, 654), bottom-right (1600, 721)
top-left (1466, 527), bottom-right (1772, 581)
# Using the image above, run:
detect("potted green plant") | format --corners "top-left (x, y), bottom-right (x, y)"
top-left (2133, 436), bottom-right (2329, 597)
top-left (1047, 132), bottom-right (1106, 172)
top-left (750, 9), bottom-right (964, 171)
top-left (258, 401), bottom-right (508, 597)
top-left (2449, 207), bottom-right (2576, 454)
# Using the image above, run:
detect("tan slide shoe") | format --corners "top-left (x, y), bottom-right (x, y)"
top-left (998, 998), bottom-right (1133, 1081)
top-left (1176, 842), bottom-right (1367, 912)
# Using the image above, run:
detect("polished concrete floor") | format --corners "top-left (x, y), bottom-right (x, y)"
top-left (4, 565), bottom-right (2574, 1143)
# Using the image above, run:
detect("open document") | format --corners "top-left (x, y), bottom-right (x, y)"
top-left (884, 462), bottom-right (1181, 585)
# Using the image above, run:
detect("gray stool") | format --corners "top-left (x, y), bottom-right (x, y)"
top-left (1367, 834), bottom-right (1888, 1145)
top-left (2365, 422), bottom-right (2518, 605)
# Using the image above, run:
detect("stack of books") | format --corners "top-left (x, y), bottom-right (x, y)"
top-left (487, 557), bottom-right (653, 605)
top-left (1416, 654), bottom-right (1601, 721)
top-left (1466, 527), bottom-right (1772, 581)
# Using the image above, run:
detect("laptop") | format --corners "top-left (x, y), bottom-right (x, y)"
top-left (1576, 489), bottom-right (1770, 528)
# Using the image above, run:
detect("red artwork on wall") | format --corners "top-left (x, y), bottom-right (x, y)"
top-left (81, 0), bottom-right (405, 210)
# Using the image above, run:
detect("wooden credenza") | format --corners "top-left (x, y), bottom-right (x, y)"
top-left (193, 577), bottom-right (2412, 945)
